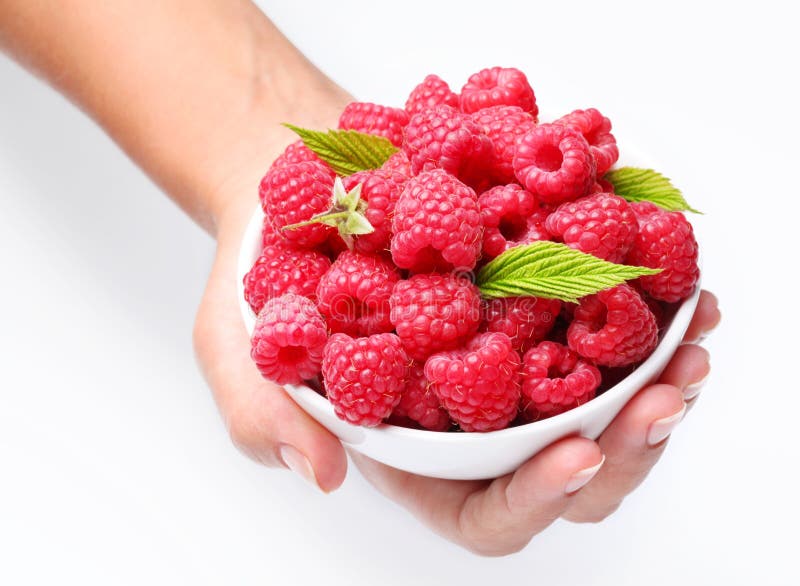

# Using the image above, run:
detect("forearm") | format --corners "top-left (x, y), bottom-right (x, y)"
top-left (0, 0), bottom-right (349, 235)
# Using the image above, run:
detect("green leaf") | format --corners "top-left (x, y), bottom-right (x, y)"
top-left (604, 166), bottom-right (701, 213)
top-left (476, 241), bottom-right (661, 303)
top-left (283, 124), bottom-right (398, 176)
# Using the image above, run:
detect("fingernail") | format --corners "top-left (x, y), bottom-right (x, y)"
top-left (684, 372), bottom-right (709, 401)
top-left (697, 322), bottom-right (719, 344)
top-left (647, 403), bottom-right (687, 446)
top-left (279, 444), bottom-right (320, 490)
top-left (565, 455), bottom-right (605, 495)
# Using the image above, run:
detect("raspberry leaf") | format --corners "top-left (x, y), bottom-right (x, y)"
top-left (604, 166), bottom-right (701, 213)
top-left (476, 241), bottom-right (661, 303)
top-left (284, 124), bottom-right (398, 176)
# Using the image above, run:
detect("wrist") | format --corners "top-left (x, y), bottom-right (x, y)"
top-left (203, 78), bottom-right (351, 239)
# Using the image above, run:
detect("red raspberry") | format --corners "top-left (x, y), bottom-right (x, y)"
top-left (425, 332), bottom-right (521, 432)
top-left (316, 250), bottom-right (400, 337)
top-left (479, 184), bottom-right (549, 259)
top-left (627, 205), bottom-right (700, 302)
top-left (471, 105), bottom-right (537, 184)
top-left (480, 296), bottom-right (561, 352)
top-left (261, 215), bottom-right (287, 249)
top-left (380, 150), bottom-right (413, 179)
top-left (638, 288), bottom-right (667, 329)
top-left (391, 169), bottom-right (483, 272)
top-left (260, 161), bottom-right (337, 248)
top-left (243, 243), bottom-right (332, 314)
top-left (270, 139), bottom-right (325, 171)
top-left (393, 363), bottom-right (450, 431)
top-left (250, 293), bottom-right (328, 385)
top-left (553, 108), bottom-right (619, 175)
top-left (402, 105), bottom-right (495, 190)
top-left (405, 74), bottom-right (459, 115)
top-left (322, 333), bottom-right (409, 427)
top-left (567, 284), bottom-right (658, 367)
top-left (514, 123), bottom-right (596, 204)
top-left (389, 273), bottom-right (482, 361)
top-left (545, 192), bottom-right (638, 262)
top-left (596, 177), bottom-right (615, 193)
top-left (521, 341), bottom-right (601, 421)
top-left (342, 170), bottom-right (404, 254)
top-left (338, 102), bottom-right (409, 147)
top-left (459, 67), bottom-right (538, 119)
top-left (630, 201), bottom-right (662, 216)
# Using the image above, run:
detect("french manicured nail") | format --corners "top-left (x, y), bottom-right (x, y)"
top-left (279, 444), bottom-right (320, 490)
top-left (684, 372), bottom-right (709, 401)
top-left (565, 455), bottom-right (605, 494)
top-left (647, 403), bottom-right (687, 446)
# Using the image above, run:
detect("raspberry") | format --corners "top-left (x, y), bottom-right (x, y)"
top-left (405, 74), bottom-right (459, 115)
top-left (250, 293), bottom-right (328, 385)
top-left (630, 201), bottom-right (662, 217)
top-left (261, 215), bottom-right (287, 249)
top-left (270, 139), bottom-right (325, 171)
top-left (243, 243), bottom-right (331, 314)
top-left (402, 105), bottom-right (495, 190)
top-left (481, 296), bottom-right (561, 352)
top-left (553, 108), bottom-right (619, 175)
top-left (596, 177), bottom-right (615, 193)
top-left (389, 273), bottom-right (482, 361)
top-left (545, 192), bottom-right (638, 262)
top-left (342, 170), bottom-right (404, 254)
top-left (391, 169), bottom-right (483, 272)
top-left (567, 284), bottom-right (658, 367)
top-left (627, 206), bottom-right (700, 302)
top-left (380, 150), bottom-right (413, 179)
top-left (260, 161), bottom-right (337, 248)
top-left (471, 105), bottom-right (537, 184)
top-left (459, 67), bottom-right (538, 118)
top-left (393, 363), bottom-right (450, 431)
top-left (521, 341), bottom-right (601, 421)
top-left (316, 250), bottom-right (400, 337)
top-left (425, 332), bottom-right (521, 432)
top-left (338, 102), bottom-right (409, 147)
top-left (322, 333), bottom-right (409, 427)
top-left (638, 288), bottom-right (667, 329)
top-left (479, 184), bottom-right (549, 259)
top-left (514, 123), bottom-right (596, 204)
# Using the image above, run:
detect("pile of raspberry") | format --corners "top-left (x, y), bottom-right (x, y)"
top-left (245, 66), bottom-right (700, 432)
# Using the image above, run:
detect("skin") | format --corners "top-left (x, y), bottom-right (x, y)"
top-left (0, 1), bottom-right (721, 556)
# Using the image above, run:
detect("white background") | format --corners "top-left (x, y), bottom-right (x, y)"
top-left (1, 1), bottom-right (798, 584)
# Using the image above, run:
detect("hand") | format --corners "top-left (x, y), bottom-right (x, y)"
top-left (1, 0), bottom-right (721, 554)
top-left (191, 139), bottom-right (351, 493)
top-left (350, 291), bottom-right (720, 556)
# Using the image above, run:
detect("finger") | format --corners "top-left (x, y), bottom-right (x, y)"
top-left (194, 248), bottom-right (347, 492)
top-left (352, 437), bottom-right (603, 556)
top-left (658, 343), bottom-right (711, 401)
top-left (682, 290), bottom-right (721, 343)
top-left (562, 383), bottom-right (685, 523)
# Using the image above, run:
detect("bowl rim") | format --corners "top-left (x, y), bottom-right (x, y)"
top-left (237, 203), bottom-right (701, 443)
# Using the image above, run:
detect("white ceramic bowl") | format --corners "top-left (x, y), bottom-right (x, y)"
top-left (238, 169), bottom-right (700, 481)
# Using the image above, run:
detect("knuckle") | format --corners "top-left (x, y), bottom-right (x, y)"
top-left (565, 501), bottom-right (621, 524)
top-left (226, 408), bottom-right (278, 467)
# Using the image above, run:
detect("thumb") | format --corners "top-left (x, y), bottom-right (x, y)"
top-left (193, 246), bottom-right (347, 492)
